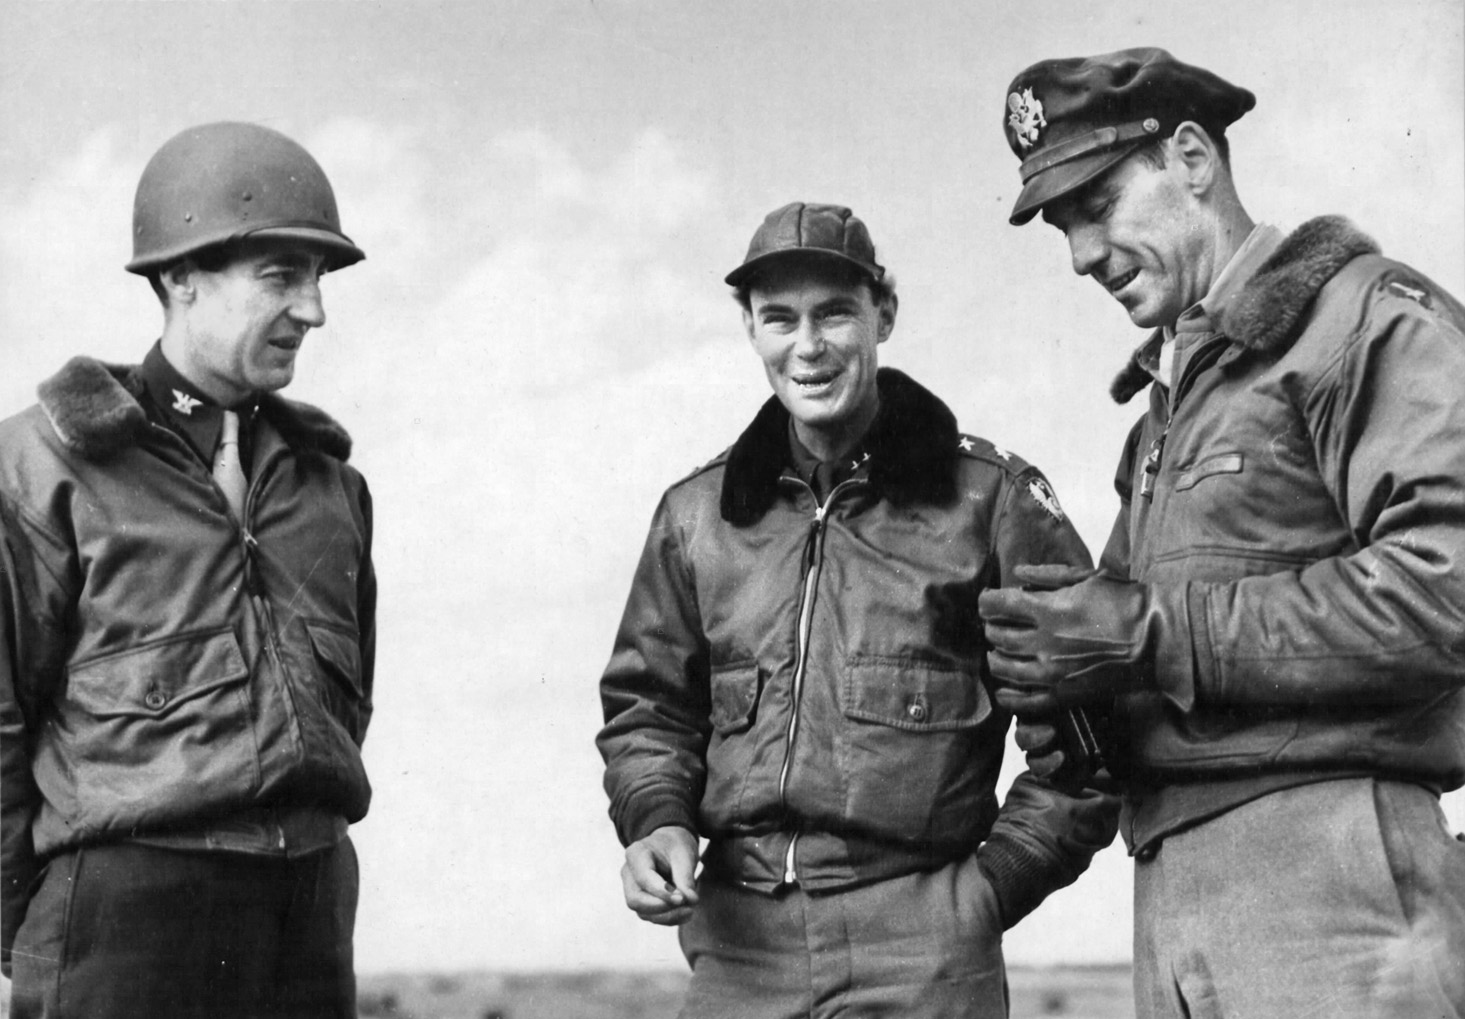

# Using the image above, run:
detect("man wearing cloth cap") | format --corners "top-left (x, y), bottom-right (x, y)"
top-left (598, 201), bottom-right (1118, 1017)
top-left (980, 47), bottom-right (1465, 1016)
top-left (1, 122), bottom-right (376, 1016)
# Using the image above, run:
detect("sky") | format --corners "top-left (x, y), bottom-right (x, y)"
top-left (2, 0), bottom-right (1463, 976)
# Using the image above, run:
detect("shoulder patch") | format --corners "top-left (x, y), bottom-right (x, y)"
top-left (955, 433), bottom-right (1034, 475)
top-left (1025, 474), bottom-right (1066, 522)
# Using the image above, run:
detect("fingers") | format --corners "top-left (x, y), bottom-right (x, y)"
top-left (1024, 748), bottom-right (1068, 780)
top-left (621, 827), bottom-right (700, 926)
top-left (621, 859), bottom-right (696, 925)
top-left (1012, 563), bottom-right (1099, 591)
top-left (976, 588), bottom-right (1037, 630)
top-left (994, 686), bottom-right (1061, 717)
top-left (1013, 720), bottom-right (1059, 753)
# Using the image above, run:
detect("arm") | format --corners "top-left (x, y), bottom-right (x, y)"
top-left (976, 468), bottom-right (1120, 928)
top-left (596, 496), bottom-right (713, 920)
top-left (0, 495), bottom-right (72, 976)
top-left (1173, 295), bottom-right (1465, 709)
top-left (983, 285), bottom-right (1465, 716)
top-left (352, 474), bottom-right (376, 744)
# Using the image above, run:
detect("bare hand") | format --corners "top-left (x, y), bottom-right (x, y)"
top-left (620, 825), bottom-right (700, 926)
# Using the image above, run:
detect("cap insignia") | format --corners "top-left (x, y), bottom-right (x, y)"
top-left (171, 389), bottom-right (202, 416)
top-left (1008, 88), bottom-right (1047, 150)
top-left (1028, 477), bottom-right (1065, 522)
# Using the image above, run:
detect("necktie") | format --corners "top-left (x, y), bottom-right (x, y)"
top-left (213, 410), bottom-right (248, 522)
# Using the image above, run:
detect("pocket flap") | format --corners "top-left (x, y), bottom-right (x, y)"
top-left (306, 623), bottom-right (363, 699)
top-left (709, 662), bottom-right (759, 735)
top-left (68, 629), bottom-right (248, 719)
top-left (844, 656), bottom-right (989, 731)
top-left (1175, 452), bottom-right (1244, 491)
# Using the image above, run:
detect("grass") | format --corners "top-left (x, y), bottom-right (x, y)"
top-left (356, 964), bottom-right (1135, 1019)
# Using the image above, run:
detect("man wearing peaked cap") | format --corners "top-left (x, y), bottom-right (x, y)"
top-left (598, 201), bottom-right (1118, 1017)
top-left (1, 122), bottom-right (377, 1017)
top-left (980, 46), bottom-right (1465, 1017)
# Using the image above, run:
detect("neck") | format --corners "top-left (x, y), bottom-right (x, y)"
top-left (793, 394), bottom-right (880, 463)
top-left (160, 326), bottom-right (249, 407)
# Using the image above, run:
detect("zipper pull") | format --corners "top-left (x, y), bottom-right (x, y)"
top-left (1139, 433), bottom-right (1167, 501)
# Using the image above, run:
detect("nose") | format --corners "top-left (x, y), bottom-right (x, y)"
top-left (1068, 224), bottom-right (1106, 278)
top-left (792, 317), bottom-right (824, 359)
top-left (290, 278), bottom-right (327, 329)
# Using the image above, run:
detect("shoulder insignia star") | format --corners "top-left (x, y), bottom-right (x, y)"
top-left (958, 436), bottom-right (974, 452)
top-left (992, 446), bottom-right (1012, 461)
top-left (171, 389), bottom-right (203, 416)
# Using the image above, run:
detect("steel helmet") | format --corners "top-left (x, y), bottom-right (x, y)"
top-left (126, 121), bottom-right (365, 275)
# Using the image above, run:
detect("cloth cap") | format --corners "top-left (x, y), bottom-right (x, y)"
top-left (725, 202), bottom-right (884, 287)
top-left (1003, 47), bottom-right (1254, 225)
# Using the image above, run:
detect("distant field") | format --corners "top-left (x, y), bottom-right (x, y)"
top-left (356, 965), bottom-right (1135, 1019)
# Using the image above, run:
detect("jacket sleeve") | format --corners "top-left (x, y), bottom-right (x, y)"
top-left (1, 494), bottom-right (73, 976)
top-left (1154, 280), bottom-right (1465, 711)
top-left (976, 466), bottom-right (1120, 928)
top-left (596, 494), bottom-right (712, 847)
top-left (352, 473), bottom-right (377, 745)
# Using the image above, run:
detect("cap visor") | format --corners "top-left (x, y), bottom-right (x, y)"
top-left (1009, 142), bottom-right (1146, 226)
top-left (724, 249), bottom-right (880, 287)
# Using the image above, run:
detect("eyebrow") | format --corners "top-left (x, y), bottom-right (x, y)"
top-left (757, 294), bottom-right (860, 317)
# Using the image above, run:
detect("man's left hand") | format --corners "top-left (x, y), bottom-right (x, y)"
top-left (979, 565), bottom-right (1161, 714)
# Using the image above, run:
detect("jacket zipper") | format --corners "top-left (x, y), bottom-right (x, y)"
top-left (147, 420), bottom-right (291, 852)
top-left (1141, 336), bottom-right (1229, 502)
top-left (776, 476), bottom-right (863, 885)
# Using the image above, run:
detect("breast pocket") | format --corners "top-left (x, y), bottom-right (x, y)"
top-left (701, 661), bottom-right (763, 825)
top-left (1173, 452), bottom-right (1244, 492)
top-left (840, 655), bottom-right (990, 840)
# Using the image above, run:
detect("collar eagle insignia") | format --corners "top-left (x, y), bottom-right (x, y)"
top-left (1008, 88), bottom-right (1046, 150)
top-left (1028, 476), bottom-right (1065, 522)
top-left (171, 389), bottom-right (203, 416)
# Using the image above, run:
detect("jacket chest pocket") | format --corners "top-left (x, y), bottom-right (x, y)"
top-left (839, 656), bottom-right (989, 839)
top-left (62, 628), bottom-right (259, 819)
top-left (1173, 452), bottom-right (1244, 492)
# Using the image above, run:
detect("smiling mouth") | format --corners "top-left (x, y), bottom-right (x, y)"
top-left (1104, 269), bottom-right (1139, 295)
top-left (268, 337), bottom-right (303, 351)
top-left (793, 369), bottom-right (839, 390)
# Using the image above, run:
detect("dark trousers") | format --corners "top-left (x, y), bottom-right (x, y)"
top-left (9, 838), bottom-right (358, 1019)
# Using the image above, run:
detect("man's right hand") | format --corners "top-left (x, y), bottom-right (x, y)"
top-left (620, 825), bottom-right (700, 926)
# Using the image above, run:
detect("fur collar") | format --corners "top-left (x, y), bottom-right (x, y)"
top-left (721, 367), bottom-right (958, 525)
top-left (1111, 216), bottom-right (1380, 403)
top-left (36, 356), bottom-right (352, 462)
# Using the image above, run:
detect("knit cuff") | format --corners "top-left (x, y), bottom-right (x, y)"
top-left (975, 836), bottom-right (1053, 930)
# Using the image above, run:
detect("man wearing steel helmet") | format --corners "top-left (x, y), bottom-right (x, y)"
top-left (979, 47), bottom-right (1465, 1016)
top-left (598, 202), bottom-right (1117, 1017)
top-left (0, 122), bottom-right (375, 1017)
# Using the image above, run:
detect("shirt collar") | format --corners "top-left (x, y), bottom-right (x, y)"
top-left (1172, 224), bottom-right (1286, 337)
top-left (140, 341), bottom-right (254, 463)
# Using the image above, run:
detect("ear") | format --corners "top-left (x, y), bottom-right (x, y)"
top-left (1171, 121), bottom-right (1220, 196)
top-left (159, 260), bottom-right (198, 306)
top-left (876, 292), bottom-right (898, 344)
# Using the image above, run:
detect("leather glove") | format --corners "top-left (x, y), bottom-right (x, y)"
top-left (979, 564), bottom-right (1162, 715)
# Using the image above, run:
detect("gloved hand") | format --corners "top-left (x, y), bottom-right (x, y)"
top-left (979, 564), bottom-right (1162, 715)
